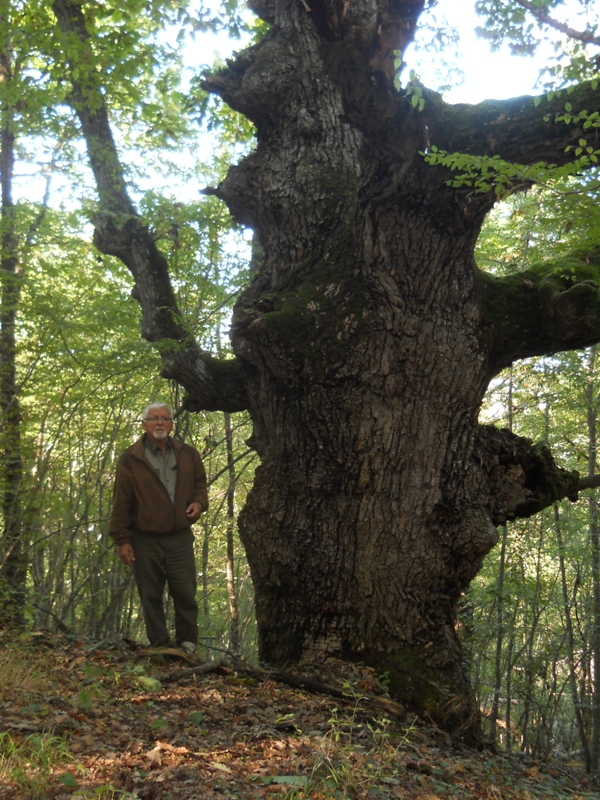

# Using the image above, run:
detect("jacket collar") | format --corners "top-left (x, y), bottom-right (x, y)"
top-left (132, 434), bottom-right (183, 460)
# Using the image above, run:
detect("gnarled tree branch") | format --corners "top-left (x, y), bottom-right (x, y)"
top-left (474, 425), bottom-right (581, 526)
top-left (52, 0), bottom-right (248, 413)
top-left (478, 250), bottom-right (600, 373)
top-left (430, 80), bottom-right (600, 166)
top-left (514, 0), bottom-right (600, 48)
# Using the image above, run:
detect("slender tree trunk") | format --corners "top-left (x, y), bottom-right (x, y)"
top-left (586, 346), bottom-right (600, 772)
top-left (201, 518), bottom-right (210, 630)
top-left (0, 6), bottom-right (25, 625)
top-left (518, 515), bottom-right (545, 754)
top-left (224, 412), bottom-right (240, 654)
top-left (555, 502), bottom-right (591, 769)
top-left (504, 604), bottom-right (517, 753)
top-left (490, 523), bottom-right (508, 744)
top-left (486, 370), bottom-right (514, 743)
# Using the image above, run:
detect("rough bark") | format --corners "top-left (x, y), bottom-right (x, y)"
top-left (54, 0), bottom-right (600, 741)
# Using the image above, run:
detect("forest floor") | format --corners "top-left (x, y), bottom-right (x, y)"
top-left (0, 632), bottom-right (599, 800)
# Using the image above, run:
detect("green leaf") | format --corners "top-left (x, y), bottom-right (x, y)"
top-left (211, 761), bottom-right (233, 773)
top-left (58, 773), bottom-right (79, 788)
top-left (138, 676), bottom-right (162, 691)
top-left (251, 775), bottom-right (308, 786)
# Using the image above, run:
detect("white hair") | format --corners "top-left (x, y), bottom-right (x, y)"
top-left (142, 401), bottom-right (173, 420)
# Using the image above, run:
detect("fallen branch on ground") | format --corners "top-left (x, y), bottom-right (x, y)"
top-left (156, 657), bottom-right (406, 720)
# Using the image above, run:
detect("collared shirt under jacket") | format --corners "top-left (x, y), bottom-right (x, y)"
top-left (109, 434), bottom-right (208, 546)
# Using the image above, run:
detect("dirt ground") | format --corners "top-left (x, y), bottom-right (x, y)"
top-left (1, 635), bottom-right (599, 799)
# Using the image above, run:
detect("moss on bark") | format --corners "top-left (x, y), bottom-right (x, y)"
top-left (363, 648), bottom-right (482, 744)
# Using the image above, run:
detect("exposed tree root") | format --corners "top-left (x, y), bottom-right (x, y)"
top-left (156, 657), bottom-right (407, 721)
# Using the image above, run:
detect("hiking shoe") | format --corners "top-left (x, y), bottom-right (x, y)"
top-left (180, 641), bottom-right (198, 656)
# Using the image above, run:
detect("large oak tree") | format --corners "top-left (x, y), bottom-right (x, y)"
top-left (52, 0), bottom-right (600, 739)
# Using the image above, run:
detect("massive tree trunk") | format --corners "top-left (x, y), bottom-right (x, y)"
top-left (53, 0), bottom-right (600, 740)
top-left (200, 0), bottom-right (598, 736)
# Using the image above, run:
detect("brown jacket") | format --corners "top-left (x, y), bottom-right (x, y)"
top-left (109, 435), bottom-right (208, 546)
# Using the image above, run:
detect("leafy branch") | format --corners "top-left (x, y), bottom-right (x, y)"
top-left (421, 146), bottom-right (599, 198)
top-left (51, 0), bottom-right (248, 413)
top-left (513, 0), bottom-right (600, 48)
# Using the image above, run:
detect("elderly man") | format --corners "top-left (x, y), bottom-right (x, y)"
top-left (109, 402), bottom-right (208, 652)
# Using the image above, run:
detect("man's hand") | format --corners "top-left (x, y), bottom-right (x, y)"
top-left (118, 543), bottom-right (135, 567)
top-left (186, 502), bottom-right (202, 523)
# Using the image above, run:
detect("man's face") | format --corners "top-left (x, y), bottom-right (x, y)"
top-left (142, 407), bottom-right (173, 445)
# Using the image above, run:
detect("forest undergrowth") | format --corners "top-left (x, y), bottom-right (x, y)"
top-left (0, 631), bottom-right (598, 800)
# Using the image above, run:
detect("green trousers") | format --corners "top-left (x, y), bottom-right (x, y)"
top-left (131, 528), bottom-right (198, 647)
